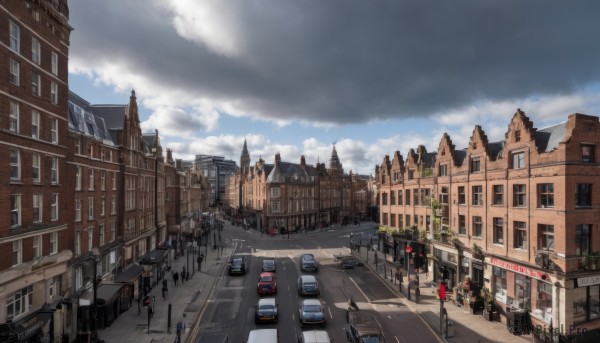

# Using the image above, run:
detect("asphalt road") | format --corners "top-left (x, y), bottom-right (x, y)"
top-left (196, 223), bottom-right (439, 342)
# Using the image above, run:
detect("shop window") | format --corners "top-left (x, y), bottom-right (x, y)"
top-left (493, 267), bottom-right (507, 303)
top-left (514, 274), bottom-right (531, 310)
top-left (536, 282), bottom-right (553, 323)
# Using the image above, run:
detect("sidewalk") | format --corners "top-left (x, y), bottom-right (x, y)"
top-left (351, 246), bottom-right (532, 343)
top-left (98, 239), bottom-right (231, 343)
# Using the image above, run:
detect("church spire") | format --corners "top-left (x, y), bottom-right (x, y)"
top-left (329, 145), bottom-right (343, 176)
top-left (240, 139), bottom-right (250, 174)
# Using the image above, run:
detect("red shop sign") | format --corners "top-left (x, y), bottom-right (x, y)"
top-left (490, 258), bottom-right (545, 279)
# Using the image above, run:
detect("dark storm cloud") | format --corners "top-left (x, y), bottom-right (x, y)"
top-left (69, 0), bottom-right (600, 124)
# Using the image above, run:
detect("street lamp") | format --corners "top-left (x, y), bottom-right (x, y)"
top-left (91, 248), bottom-right (101, 341)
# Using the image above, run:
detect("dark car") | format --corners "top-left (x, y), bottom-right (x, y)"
top-left (229, 257), bottom-right (247, 275)
top-left (297, 275), bottom-right (320, 296)
top-left (262, 259), bottom-right (276, 272)
top-left (257, 272), bottom-right (277, 295)
top-left (298, 299), bottom-right (326, 328)
top-left (300, 253), bottom-right (318, 272)
top-left (255, 298), bottom-right (278, 324)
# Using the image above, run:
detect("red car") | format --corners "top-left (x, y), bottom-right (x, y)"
top-left (257, 272), bottom-right (277, 295)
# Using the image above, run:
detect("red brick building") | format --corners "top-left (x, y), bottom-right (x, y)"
top-left (377, 109), bottom-right (600, 341)
top-left (0, 1), bottom-right (72, 340)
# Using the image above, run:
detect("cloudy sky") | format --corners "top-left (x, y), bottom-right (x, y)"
top-left (68, 0), bottom-right (600, 175)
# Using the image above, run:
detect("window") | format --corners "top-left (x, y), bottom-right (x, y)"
top-left (487, 185), bottom-right (502, 206)
top-left (405, 215), bottom-right (410, 227)
top-left (51, 82), bottom-right (58, 104)
top-left (50, 232), bottom-right (58, 254)
top-left (575, 184), bottom-right (592, 207)
top-left (10, 58), bottom-right (19, 85)
top-left (270, 187), bottom-right (281, 197)
top-left (12, 240), bottom-right (22, 266)
top-left (573, 285), bottom-right (600, 323)
top-left (101, 171), bottom-right (106, 190)
top-left (512, 152), bottom-right (525, 169)
top-left (33, 194), bottom-right (42, 223)
top-left (9, 21), bottom-right (20, 52)
top-left (538, 183), bottom-right (554, 208)
top-left (537, 282), bottom-right (553, 322)
top-left (470, 157), bottom-right (481, 173)
top-left (99, 224), bottom-right (105, 245)
top-left (10, 148), bottom-right (20, 180)
top-left (75, 231), bottom-right (81, 255)
top-left (112, 172), bottom-right (117, 190)
top-left (6, 286), bottom-right (33, 321)
top-left (438, 164), bottom-right (448, 176)
top-left (88, 197), bottom-right (94, 219)
top-left (413, 190), bottom-right (420, 206)
top-left (513, 184), bottom-right (526, 207)
top-left (390, 213), bottom-right (395, 226)
top-left (393, 171), bottom-right (400, 183)
top-left (33, 236), bottom-right (42, 258)
top-left (32, 71), bottom-right (41, 96)
top-left (88, 227), bottom-right (94, 252)
top-left (472, 216), bottom-right (482, 237)
top-left (493, 267), bottom-right (507, 303)
top-left (382, 193), bottom-right (387, 205)
top-left (515, 274), bottom-right (531, 310)
top-left (514, 221), bottom-right (527, 249)
top-left (408, 170), bottom-right (415, 180)
top-left (405, 190), bottom-right (411, 206)
top-left (51, 52), bottom-right (58, 75)
top-left (111, 195), bottom-right (116, 214)
top-left (32, 153), bottom-right (40, 183)
top-left (51, 119), bottom-right (58, 143)
top-left (51, 157), bottom-right (58, 184)
top-left (75, 166), bottom-right (82, 190)
top-left (581, 144), bottom-right (595, 163)
top-left (100, 197), bottom-right (105, 216)
top-left (390, 191), bottom-right (395, 205)
top-left (575, 224), bottom-right (592, 256)
top-left (32, 38), bottom-right (41, 64)
top-left (31, 110), bottom-right (40, 139)
top-left (493, 218), bottom-right (504, 244)
top-left (539, 224), bottom-right (554, 251)
top-left (88, 169), bottom-right (95, 190)
top-left (110, 221), bottom-right (116, 242)
top-left (11, 195), bottom-right (21, 227)
top-left (75, 198), bottom-right (81, 221)
top-left (472, 185), bottom-right (483, 205)
top-left (397, 190), bottom-right (403, 205)
top-left (51, 194), bottom-right (58, 220)
top-left (458, 186), bottom-right (465, 204)
top-left (459, 215), bottom-right (466, 235)
top-left (398, 214), bottom-right (403, 228)
top-left (10, 101), bottom-right (19, 132)
top-left (514, 130), bottom-right (521, 142)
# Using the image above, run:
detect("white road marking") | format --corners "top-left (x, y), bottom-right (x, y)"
top-left (348, 276), bottom-right (371, 303)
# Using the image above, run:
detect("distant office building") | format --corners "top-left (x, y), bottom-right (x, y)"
top-left (195, 155), bottom-right (237, 206)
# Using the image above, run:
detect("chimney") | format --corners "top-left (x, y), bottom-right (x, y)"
top-left (300, 155), bottom-right (306, 168)
top-left (275, 153), bottom-right (281, 168)
top-left (167, 149), bottom-right (173, 163)
top-left (176, 159), bottom-right (182, 169)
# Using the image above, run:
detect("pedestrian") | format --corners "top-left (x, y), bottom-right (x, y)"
top-left (185, 270), bottom-right (189, 281)
top-left (176, 314), bottom-right (186, 343)
top-left (180, 271), bottom-right (185, 284)
top-left (173, 270), bottom-right (178, 286)
top-left (137, 292), bottom-right (142, 315)
top-left (162, 278), bottom-right (168, 300)
top-left (182, 266), bottom-right (186, 279)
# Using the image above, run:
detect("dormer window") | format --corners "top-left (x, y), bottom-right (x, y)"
top-left (515, 130), bottom-right (521, 142)
top-left (470, 157), bottom-right (481, 173)
top-left (408, 170), bottom-right (415, 180)
top-left (438, 164), bottom-right (448, 176)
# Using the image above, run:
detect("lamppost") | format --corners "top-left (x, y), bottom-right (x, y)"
top-left (91, 248), bottom-right (101, 341)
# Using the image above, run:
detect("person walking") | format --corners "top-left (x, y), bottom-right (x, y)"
top-left (173, 270), bottom-right (178, 286)
top-left (175, 314), bottom-right (186, 343)
top-left (162, 278), bottom-right (168, 300)
top-left (180, 270), bottom-right (185, 284)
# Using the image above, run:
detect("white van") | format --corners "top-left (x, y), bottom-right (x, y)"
top-left (247, 328), bottom-right (278, 343)
top-left (299, 330), bottom-right (332, 343)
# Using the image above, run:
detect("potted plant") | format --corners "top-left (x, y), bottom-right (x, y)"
top-left (481, 287), bottom-right (495, 321)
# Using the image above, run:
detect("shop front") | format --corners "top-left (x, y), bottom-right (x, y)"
top-left (0, 310), bottom-right (54, 342)
top-left (139, 248), bottom-right (169, 288)
top-left (433, 247), bottom-right (459, 289)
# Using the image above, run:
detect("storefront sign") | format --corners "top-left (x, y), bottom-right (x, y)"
top-left (490, 258), bottom-right (545, 279)
top-left (576, 275), bottom-right (600, 288)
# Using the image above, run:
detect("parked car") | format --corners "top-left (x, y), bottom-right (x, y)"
top-left (228, 256), bottom-right (247, 275)
top-left (298, 299), bottom-right (326, 328)
top-left (300, 253), bottom-right (318, 272)
top-left (262, 259), bottom-right (276, 272)
top-left (297, 275), bottom-right (320, 296)
top-left (298, 330), bottom-right (332, 343)
top-left (254, 298), bottom-right (279, 324)
top-left (257, 272), bottom-right (277, 295)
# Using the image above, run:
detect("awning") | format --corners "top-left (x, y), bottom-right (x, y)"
top-left (139, 249), bottom-right (169, 265)
top-left (114, 264), bottom-right (144, 283)
top-left (0, 310), bottom-right (53, 342)
top-left (80, 283), bottom-right (122, 306)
